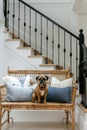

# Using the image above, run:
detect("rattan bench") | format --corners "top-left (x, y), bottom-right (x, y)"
top-left (0, 67), bottom-right (77, 130)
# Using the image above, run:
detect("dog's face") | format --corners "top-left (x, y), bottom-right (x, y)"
top-left (36, 75), bottom-right (49, 88)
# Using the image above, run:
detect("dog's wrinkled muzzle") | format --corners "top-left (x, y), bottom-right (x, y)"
top-left (40, 80), bottom-right (45, 86)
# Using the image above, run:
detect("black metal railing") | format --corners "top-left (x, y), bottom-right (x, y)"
top-left (4, 0), bottom-right (87, 107)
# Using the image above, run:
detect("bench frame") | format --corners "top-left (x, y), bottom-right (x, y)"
top-left (0, 67), bottom-right (77, 130)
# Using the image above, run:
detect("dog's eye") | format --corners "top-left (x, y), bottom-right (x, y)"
top-left (42, 79), bottom-right (45, 81)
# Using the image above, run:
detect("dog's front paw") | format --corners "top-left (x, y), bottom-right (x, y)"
top-left (43, 100), bottom-right (46, 104)
top-left (32, 93), bottom-right (36, 103)
top-left (38, 100), bottom-right (41, 103)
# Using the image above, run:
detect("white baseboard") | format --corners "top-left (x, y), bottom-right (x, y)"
top-left (77, 104), bottom-right (87, 130)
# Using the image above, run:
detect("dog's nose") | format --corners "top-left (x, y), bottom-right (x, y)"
top-left (40, 80), bottom-right (44, 83)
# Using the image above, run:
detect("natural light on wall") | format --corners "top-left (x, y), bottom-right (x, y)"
top-left (0, 0), bottom-right (4, 23)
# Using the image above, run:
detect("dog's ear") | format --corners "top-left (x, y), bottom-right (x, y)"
top-left (45, 76), bottom-right (49, 81)
top-left (36, 76), bottom-right (39, 81)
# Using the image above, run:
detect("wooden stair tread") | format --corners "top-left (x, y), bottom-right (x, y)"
top-left (5, 39), bottom-right (20, 41)
top-left (40, 64), bottom-right (59, 66)
top-left (3, 30), bottom-right (9, 33)
top-left (17, 47), bottom-right (31, 49)
top-left (40, 64), bottom-right (63, 69)
top-left (28, 55), bottom-right (45, 58)
top-left (40, 64), bottom-right (57, 66)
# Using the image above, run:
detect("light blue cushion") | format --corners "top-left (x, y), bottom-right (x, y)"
top-left (47, 86), bottom-right (72, 103)
top-left (18, 76), bottom-right (26, 86)
top-left (6, 82), bottom-right (33, 102)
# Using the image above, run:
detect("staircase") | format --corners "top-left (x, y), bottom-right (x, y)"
top-left (4, 30), bottom-right (62, 70)
top-left (4, 0), bottom-right (80, 74)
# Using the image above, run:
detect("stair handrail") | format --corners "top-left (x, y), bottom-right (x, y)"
top-left (19, 0), bottom-right (79, 40)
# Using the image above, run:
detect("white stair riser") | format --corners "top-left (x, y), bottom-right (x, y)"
top-left (39, 66), bottom-right (56, 70)
top-left (4, 32), bottom-right (12, 39)
top-left (5, 41), bottom-right (33, 56)
top-left (28, 58), bottom-right (45, 68)
top-left (5, 40), bottom-right (20, 48)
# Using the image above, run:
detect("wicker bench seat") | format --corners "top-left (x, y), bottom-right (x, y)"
top-left (1, 102), bottom-right (73, 110)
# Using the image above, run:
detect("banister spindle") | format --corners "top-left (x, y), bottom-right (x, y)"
top-left (64, 31), bottom-right (66, 69)
top-left (76, 39), bottom-right (78, 81)
top-left (18, 0), bottom-right (20, 39)
top-left (45, 20), bottom-right (48, 64)
top-left (29, 8), bottom-right (31, 46)
top-left (40, 16), bottom-right (43, 54)
top-left (35, 12), bottom-right (37, 50)
top-left (4, 0), bottom-right (7, 27)
top-left (24, 4), bottom-right (26, 46)
top-left (7, 0), bottom-right (10, 31)
top-left (70, 35), bottom-right (72, 73)
top-left (12, 0), bottom-right (15, 38)
top-left (52, 23), bottom-right (54, 64)
top-left (58, 27), bottom-right (60, 65)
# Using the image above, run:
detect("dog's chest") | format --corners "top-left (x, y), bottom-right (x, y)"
top-left (39, 90), bottom-right (45, 96)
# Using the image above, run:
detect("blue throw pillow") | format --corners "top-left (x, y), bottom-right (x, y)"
top-left (6, 82), bottom-right (33, 102)
top-left (18, 76), bottom-right (26, 86)
top-left (47, 86), bottom-right (72, 103)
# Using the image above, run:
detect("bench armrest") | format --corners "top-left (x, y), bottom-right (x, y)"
top-left (0, 84), bottom-right (6, 103)
top-left (0, 84), bottom-right (6, 89)
top-left (71, 85), bottom-right (77, 105)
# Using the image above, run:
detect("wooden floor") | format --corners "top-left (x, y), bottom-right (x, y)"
top-left (2, 122), bottom-right (79, 130)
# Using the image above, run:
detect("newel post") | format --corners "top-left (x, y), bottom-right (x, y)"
top-left (79, 29), bottom-right (86, 105)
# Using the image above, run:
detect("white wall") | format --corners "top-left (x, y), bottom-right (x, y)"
top-left (77, 15), bottom-right (87, 46)
top-left (0, 0), bottom-right (4, 22)
top-left (23, 0), bottom-right (77, 33)
top-left (73, 0), bottom-right (87, 46)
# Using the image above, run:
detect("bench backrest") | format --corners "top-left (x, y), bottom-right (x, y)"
top-left (7, 67), bottom-right (71, 84)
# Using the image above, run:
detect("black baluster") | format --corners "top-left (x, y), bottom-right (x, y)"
top-left (52, 23), bottom-right (54, 64)
top-left (79, 29), bottom-right (86, 106)
top-left (79, 29), bottom-right (85, 95)
top-left (12, 0), bottom-right (15, 38)
top-left (70, 35), bottom-right (72, 73)
top-left (45, 20), bottom-right (48, 64)
top-left (40, 16), bottom-right (43, 55)
top-left (63, 31), bottom-right (66, 69)
top-left (4, 0), bottom-right (7, 28)
top-left (24, 4), bottom-right (26, 46)
top-left (7, 0), bottom-right (10, 31)
top-left (76, 39), bottom-right (78, 82)
top-left (18, 0), bottom-right (20, 39)
top-left (35, 12), bottom-right (37, 50)
top-left (29, 8), bottom-right (31, 46)
top-left (58, 27), bottom-right (60, 65)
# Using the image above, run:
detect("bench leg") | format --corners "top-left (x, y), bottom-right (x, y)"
top-left (7, 110), bottom-right (10, 123)
top-left (71, 110), bottom-right (75, 130)
top-left (0, 107), bottom-right (2, 130)
top-left (66, 111), bottom-right (69, 124)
